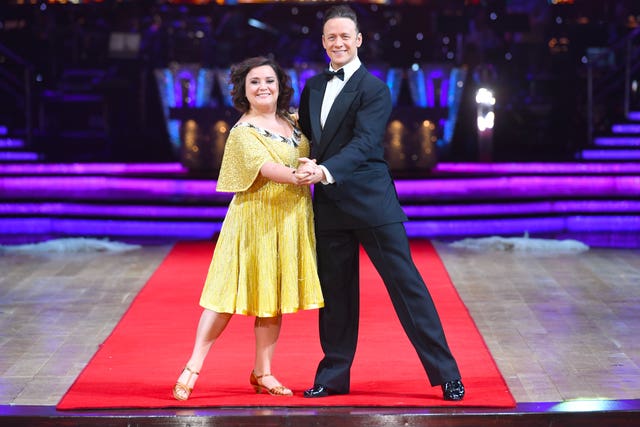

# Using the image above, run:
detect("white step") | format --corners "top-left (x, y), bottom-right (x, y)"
top-left (594, 136), bottom-right (640, 147)
top-left (0, 138), bottom-right (26, 149)
top-left (580, 149), bottom-right (640, 160)
top-left (628, 111), bottom-right (640, 121)
top-left (0, 151), bottom-right (40, 161)
top-left (612, 124), bottom-right (640, 134)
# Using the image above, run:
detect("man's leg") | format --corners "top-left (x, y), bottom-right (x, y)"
top-left (313, 228), bottom-right (360, 394)
top-left (356, 223), bottom-right (461, 386)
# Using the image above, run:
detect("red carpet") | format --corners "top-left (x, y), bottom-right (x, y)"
top-left (57, 240), bottom-right (515, 409)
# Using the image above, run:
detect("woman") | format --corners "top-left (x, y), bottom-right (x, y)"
top-left (172, 56), bottom-right (323, 400)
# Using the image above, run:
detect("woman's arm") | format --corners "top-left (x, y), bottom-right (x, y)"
top-left (260, 161), bottom-right (310, 184)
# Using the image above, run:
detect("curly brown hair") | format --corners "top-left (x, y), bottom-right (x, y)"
top-left (229, 56), bottom-right (294, 117)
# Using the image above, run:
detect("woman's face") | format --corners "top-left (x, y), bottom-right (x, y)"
top-left (245, 65), bottom-right (279, 112)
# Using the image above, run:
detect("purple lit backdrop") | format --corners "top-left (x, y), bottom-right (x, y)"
top-left (2, 200), bottom-right (639, 220)
top-left (1, 160), bottom-right (639, 247)
top-left (1, 217), bottom-right (639, 249)
top-left (4, 162), bottom-right (640, 175)
top-left (0, 163), bottom-right (188, 175)
top-left (432, 162), bottom-right (640, 174)
top-left (2, 176), bottom-right (640, 200)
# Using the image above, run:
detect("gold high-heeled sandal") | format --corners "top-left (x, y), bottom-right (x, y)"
top-left (249, 371), bottom-right (293, 396)
top-left (173, 366), bottom-right (199, 401)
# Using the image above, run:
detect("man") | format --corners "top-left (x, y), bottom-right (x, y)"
top-left (296, 4), bottom-right (465, 401)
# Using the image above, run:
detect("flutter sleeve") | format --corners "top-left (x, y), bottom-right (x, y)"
top-left (216, 126), bottom-right (273, 193)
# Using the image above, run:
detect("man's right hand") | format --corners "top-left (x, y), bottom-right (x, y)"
top-left (296, 157), bottom-right (324, 185)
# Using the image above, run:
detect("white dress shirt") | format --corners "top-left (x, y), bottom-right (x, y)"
top-left (318, 57), bottom-right (361, 184)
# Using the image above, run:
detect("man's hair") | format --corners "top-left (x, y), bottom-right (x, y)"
top-left (322, 4), bottom-right (359, 33)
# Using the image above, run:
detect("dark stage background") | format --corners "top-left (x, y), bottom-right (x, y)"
top-left (2, 0), bottom-right (639, 171)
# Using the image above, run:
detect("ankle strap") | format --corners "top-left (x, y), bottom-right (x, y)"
top-left (185, 366), bottom-right (200, 375)
top-left (253, 372), bottom-right (272, 379)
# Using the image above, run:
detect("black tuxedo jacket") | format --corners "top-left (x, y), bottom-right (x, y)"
top-left (298, 65), bottom-right (408, 231)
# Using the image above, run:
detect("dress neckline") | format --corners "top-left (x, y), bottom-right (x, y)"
top-left (233, 122), bottom-right (301, 147)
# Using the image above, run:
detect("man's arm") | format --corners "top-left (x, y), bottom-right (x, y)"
top-left (321, 81), bottom-right (392, 183)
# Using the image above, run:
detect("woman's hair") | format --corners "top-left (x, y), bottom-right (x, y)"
top-left (229, 56), bottom-right (294, 116)
top-left (322, 4), bottom-right (359, 33)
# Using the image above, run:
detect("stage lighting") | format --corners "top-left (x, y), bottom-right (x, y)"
top-left (475, 87), bottom-right (495, 161)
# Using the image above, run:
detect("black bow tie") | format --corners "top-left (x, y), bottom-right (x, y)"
top-left (324, 68), bottom-right (345, 81)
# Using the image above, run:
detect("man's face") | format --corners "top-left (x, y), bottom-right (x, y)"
top-left (322, 17), bottom-right (362, 69)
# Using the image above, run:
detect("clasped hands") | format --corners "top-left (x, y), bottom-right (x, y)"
top-left (293, 157), bottom-right (324, 185)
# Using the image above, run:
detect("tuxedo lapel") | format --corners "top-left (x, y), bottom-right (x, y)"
top-left (312, 66), bottom-right (367, 160)
top-left (315, 91), bottom-right (357, 160)
top-left (309, 87), bottom-right (324, 151)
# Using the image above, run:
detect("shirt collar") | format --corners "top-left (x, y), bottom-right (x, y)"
top-left (329, 56), bottom-right (361, 82)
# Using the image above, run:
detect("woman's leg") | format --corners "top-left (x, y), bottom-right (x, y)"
top-left (173, 309), bottom-right (232, 399)
top-left (252, 315), bottom-right (290, 392)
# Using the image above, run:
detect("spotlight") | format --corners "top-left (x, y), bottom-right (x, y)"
top-left (477, 111), bottom-right (495, 132)
top-left (475, 87), bottom-right (495, 106)
top-left (475, 87), bottom-right (495, 161)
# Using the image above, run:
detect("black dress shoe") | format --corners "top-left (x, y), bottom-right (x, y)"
top-left (303, 384), bottom-right (330, 398)
top-left (441, 379), bottom-right (465, 401)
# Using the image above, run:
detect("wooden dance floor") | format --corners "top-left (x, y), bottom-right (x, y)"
top-left (1, 240), bottom-right (639, 426)
top-left (0, 241), bottom-right (640, 426)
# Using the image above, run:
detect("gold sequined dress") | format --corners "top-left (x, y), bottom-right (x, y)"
top-left (199, 121), bottom-right (324, 316)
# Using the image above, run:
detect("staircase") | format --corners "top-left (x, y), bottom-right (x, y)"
top-left (0, 39), bottom-right (40, 163)
top-left (0, 160), bottom-right (638, 248)
top-left (582, 26), bottom-right (640, 162)
top-left (0, 125), bottom-right (41, 162)
top-left (2, 22), bottom-right (640, 249)
top-left (580, 114), bottom-right (640, 160)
